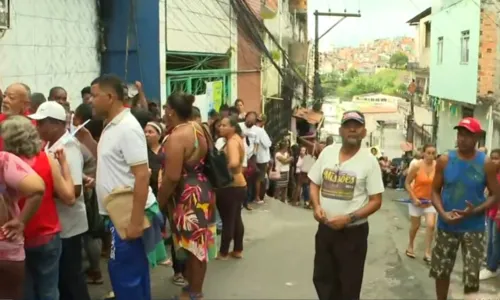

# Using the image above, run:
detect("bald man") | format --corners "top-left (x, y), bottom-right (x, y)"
top-left (1, 83), bottom-right (31, 116)
top-left (0, 83), bottom-right (36, 149)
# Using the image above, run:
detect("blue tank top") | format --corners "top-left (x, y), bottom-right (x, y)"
top-left (438, 150), bottom-right (486, 232)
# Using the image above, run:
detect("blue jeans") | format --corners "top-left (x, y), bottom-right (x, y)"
top-left (486, 218), bottom-right (500, 271)
top-left (109, 222), bottom-right (151, 300)
top-left (302, 183), bottom-right (310, 202)
top-left (246, 180), bottom-right (255, 206)
top-left (24, 234), bottom-right (62, 300)
top-left (398, 175), bottom-right (406, 189)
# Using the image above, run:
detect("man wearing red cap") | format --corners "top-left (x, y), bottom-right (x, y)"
top-left (430, 117), bottom-right (500, 300)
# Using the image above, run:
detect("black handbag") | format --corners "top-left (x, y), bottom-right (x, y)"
top-left (200, 126), bottom-right (233, 188)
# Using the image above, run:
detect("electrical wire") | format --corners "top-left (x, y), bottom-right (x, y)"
top-left (232, 0), bottom-right (312, 90)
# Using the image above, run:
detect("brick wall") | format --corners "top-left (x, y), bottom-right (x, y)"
top-left (477, 7), bottom-right (498, 96)
top-left (237, 0), bottom-right (262, 113)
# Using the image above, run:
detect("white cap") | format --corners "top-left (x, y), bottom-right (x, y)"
top-left (28, 101), bottom-right (67, 121)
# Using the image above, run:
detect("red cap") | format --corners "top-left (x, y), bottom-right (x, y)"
top-left (454, 117), bottom-right (483, 133)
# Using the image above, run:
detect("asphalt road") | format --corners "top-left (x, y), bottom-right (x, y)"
top-left (88, 189), bottom-right (500, 299)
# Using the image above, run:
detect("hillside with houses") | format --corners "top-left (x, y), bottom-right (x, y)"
top-left (318, 37), bottom-right (415, 74)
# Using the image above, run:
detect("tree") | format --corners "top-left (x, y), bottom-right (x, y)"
top-left (336, 69), bottom-right (407, 99)
top-left (320, 71), bottom-right (341, 96)
top-left (389, 52), bottom-right (409, 69)
top-left (341, 68), bottom-right (359, 86)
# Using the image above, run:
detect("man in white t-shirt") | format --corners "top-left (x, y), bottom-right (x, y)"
top-left (308, 110), bottom-right (384, 300)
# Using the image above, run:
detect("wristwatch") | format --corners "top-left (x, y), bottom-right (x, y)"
top-left (348, 213), bottom-right (360, 223)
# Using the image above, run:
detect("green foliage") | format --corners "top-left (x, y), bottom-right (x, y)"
top-left (389, 52), bottom-right (409, 68)
top-left (320, 71), bottom-right (340, 96)
top-left (336, 69), bottom-right (407, 99)
top-left (320, 67), bottom-right (408, 99)
top-left (270, 50), bottom-right (281, 61)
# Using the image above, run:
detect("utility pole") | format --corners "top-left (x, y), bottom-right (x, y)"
top-left (313, 11), bottom-right (361, 107)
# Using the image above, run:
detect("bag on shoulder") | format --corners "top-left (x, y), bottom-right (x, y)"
top-left (200, 126), bottom-right (233, 188)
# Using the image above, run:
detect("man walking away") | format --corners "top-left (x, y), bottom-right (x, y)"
top-left (308, 111), bottom-right (384, 300)
top-left (430, 117), bottom-right (500, 300)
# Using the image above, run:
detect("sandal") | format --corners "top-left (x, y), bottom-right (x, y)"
top-left (423, 256), bottom-right (431, 263)
top-left (230, 251), bottom-right (243, 259)
top-left (86, 270), bottom-right (104, 285)
top-left (103, 291), bottom-right (115, 300)
top-left (216, 253), bottom-right (229, 260)
top-left (172, 274), bottom-right (188, 286)
top-left (405, 250), bottom-right (416, 259)
top-left (159, 258), bottom-right (173, 267)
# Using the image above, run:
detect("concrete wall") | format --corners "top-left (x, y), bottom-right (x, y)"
top-left (166, 0), bottom-right (232, 54)
top-left (436, 102), bottom-right (491, 153)
top-left (436, 106), bottom-right (461, 153)
top-left (417, 15), bottom-right (431, 68)
top-left (0, 0), bottom-right (99, 109)
top-left (429, 0), bottom-right (480, 104)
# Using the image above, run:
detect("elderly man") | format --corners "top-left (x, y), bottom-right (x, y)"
top-left (0, 83), bottom-right (35, 149)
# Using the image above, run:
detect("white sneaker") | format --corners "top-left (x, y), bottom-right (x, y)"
top-left (479, 268), bottom-right (498, 280)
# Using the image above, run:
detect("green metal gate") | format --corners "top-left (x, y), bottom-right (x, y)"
top-left (166, 70), bottom-right (231, 105)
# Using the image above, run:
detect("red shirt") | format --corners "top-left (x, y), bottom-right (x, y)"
top-left (18, 152), bottom-right (61, 247)
top-left (0, 112), bottom-right (37, 150)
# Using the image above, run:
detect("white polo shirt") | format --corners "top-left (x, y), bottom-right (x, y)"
top-left (96, 109), bottom-right (156, 215)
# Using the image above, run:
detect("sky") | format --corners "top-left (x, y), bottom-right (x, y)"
top-left (308, 0), bottom-right (432, 50)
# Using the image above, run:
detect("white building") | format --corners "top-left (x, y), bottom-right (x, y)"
top-left (0, 0), bottom-right (99, 109)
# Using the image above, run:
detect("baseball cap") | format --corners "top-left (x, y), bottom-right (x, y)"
top-left (28, 101), bottom-right (67, 121)
top-left (453, 117), bottom-right (482, 133)
top-left (341, 110), bottom-right (365, 125)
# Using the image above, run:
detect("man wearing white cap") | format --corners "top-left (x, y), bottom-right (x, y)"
top-left (28, 101), bottom-right (90, 300)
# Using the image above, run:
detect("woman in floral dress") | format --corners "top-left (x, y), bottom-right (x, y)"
top-left (159, 92), bottom-right (216, 300)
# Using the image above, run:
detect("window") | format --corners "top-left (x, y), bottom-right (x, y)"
top-left (437, 37), bottom-right (444, 64)
top-left (425, 22), bottom-right (431, 48)
top-left (461, 30), bottom-right (470, 63)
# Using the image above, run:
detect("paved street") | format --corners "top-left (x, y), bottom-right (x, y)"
top-left (88, 189), bottom-right (500, 299)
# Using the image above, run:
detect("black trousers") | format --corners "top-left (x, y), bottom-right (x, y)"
top-left (59, 234), bottom-right (91, 300)
top-left (216, 186), bottom-right (246, 255)
top-left (313, 222), bottom-right (369, 300)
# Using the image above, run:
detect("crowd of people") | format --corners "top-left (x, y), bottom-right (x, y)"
top-left (1, 73), bottom-right (500, 300)
top-left (0, 74), bottom-right (322, 300)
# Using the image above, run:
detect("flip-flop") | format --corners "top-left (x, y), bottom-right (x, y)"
top-left (423, 256), bottom-right (431, 263)
top-left (405, 250), bottom-right (416, 259)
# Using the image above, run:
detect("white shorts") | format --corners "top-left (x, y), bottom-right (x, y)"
top-left (408, 203), bottom-right (436, 217)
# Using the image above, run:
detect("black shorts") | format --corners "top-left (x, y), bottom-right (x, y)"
top-left (257, 163), bottom-right (268, 180)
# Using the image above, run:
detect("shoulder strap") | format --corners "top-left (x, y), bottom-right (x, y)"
top-left (200, 123), bottom-right (215, 150)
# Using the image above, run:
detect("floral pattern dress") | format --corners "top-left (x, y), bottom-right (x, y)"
top-left (171, 128), bottom-right (217, 262)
